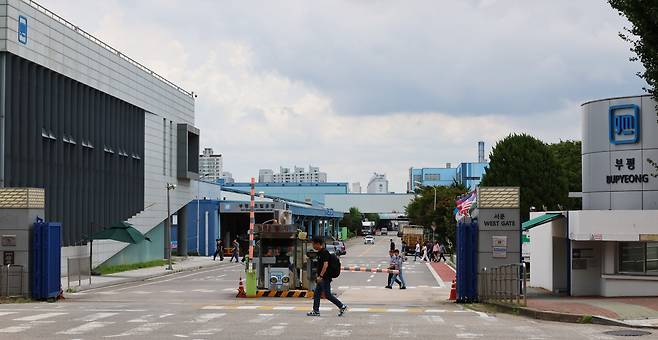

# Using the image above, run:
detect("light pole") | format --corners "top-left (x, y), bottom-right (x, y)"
top-left (197, 173), bottom-right (210, 256)
top-left (166, 183), bottom-right (176, 270)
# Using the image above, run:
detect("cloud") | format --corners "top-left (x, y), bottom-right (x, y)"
top-left (38, 0), bottom-right (642, 191)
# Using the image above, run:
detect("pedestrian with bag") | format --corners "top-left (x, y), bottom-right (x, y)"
top-left (385, 250), bottom-right (403, 289)
top-left (307, 237), bottom-right (348, 317)
top-left (213, 238), bottom-right (224, 261)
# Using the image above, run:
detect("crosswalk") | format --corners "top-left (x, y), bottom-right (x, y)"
top-left (0, 307), bottom-right (622, 339)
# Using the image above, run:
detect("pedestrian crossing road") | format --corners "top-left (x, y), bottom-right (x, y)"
top-left (0, 305), bottom-right (635, 339)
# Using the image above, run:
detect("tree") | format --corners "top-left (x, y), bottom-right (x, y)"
top-left (548, 140), bottom-right (582, 210)
top-left (480, 134), bottom-right (568, 221)
top-left (608, 1), bottom-right (658, 99)
top-left (340, 207), bottom-right (362, 234)
top-left (405, 183), bottom-right (467, 249)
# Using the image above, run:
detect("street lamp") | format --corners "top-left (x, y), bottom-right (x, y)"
top-left (415, 181), bottom-right (437, 211)
top-left (197, 173), bottom-right (210, 256)
top-left (166, 183), bottom-right (176, 270)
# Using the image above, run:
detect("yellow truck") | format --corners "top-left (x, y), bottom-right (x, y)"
top-left (401, 225), bottom-right (424, 255)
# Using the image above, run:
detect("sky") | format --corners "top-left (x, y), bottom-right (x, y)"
top-left (40, 0), bottom-right (647, 192)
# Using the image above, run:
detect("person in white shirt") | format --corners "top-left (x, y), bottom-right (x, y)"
top-left (414, 242), bottom-right (421, 261)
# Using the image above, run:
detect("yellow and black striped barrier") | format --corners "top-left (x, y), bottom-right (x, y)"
top-left (342, 266), bottom-right (399, 274)
top-left (254, 289), bottom-right (314, 298)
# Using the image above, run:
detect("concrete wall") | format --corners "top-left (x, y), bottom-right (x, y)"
top-left (570, 240), bottom-right (602, 296)
top-left (568, 210), bottom-right (658, 241)
top-left (325, 193), bottom-right (414, 214)
top-left (528, 220), bottom-right (554, 291)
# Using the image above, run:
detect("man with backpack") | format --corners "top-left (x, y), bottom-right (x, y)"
top-left (307, 237), bottom-right (348, 317)
top-left (213, 238), bottom-right (224, 261)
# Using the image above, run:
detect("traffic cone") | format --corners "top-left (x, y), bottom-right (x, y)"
top-left (448, 279), bottom-right (457, 301)
top-left (236, 275), bottom-right (246, 298)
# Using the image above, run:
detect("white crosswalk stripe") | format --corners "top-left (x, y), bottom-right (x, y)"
top-left (190, 313), bottom-right (226, 323)
top-left (14, 312), bottom-right (67, 321)
top-left (104, 322), bottom-right (168, 338)
top-left (57, 321), bottom-right (114, 335)
top-left (77, 312), bottom-right (119, 322)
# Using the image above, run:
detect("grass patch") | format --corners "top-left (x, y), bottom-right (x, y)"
top-left (579, 315), bottom-right (593, 324)
top-left (0, 296), bottom-right (34, 304)
top-left (96, 259), bottom-right (170, 275)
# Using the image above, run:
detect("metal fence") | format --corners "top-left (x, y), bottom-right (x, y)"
top-left (0, 265), bottom-right (25, 297)
top-left (67, 256), bottom-right (91, 289)
top-left (478, 263), bottom-right (527, 306)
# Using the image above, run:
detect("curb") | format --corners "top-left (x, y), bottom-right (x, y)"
top-left (67, 260), bottom-right (233, 293)
top-left (480, 302), bottom-right (658, 330)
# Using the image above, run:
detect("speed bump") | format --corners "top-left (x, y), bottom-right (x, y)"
top-left (255, 289), bottom-right (314, 298)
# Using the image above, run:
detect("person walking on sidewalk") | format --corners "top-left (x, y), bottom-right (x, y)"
top-left (414, 241), bottom-right (421, 261)
top-left (307, 237), bottom-right (348, 317)
top-left (438, 243), bottom-right (447, 262)
top-left (432, 241), bottom-right (440, 262)
top-left (230, 239), bottom-right (240, 263)
top-left (421, 242), bottom-right (430, 262)
top-left (213, 238), bottom-right (224, 261)
top-left (389, 239), bottom-right (395, 252)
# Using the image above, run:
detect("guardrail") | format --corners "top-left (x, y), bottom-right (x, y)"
top-left (0, 264), bottom-right (24, 297)
top-left (478, 263), bottom-right (527, 306)
top-left (21, 0), bottom-right (194, 98)
top-left (67, 256), bottom-right (91, 289)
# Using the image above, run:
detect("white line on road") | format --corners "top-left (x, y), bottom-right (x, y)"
top-left (237, 306), bottom-right (260, 310)
top-left (475, 311), bottom-right (495, 321)
top-left (202, 306), bottom-right (225, 310)
top-left (272, 306), bottom-right (295, 310)
top-left (421, 315), bottom-right (445, 324)
top-left (191, 313), bottom-right (226, 323)
top-left (104, 322), bottom-right (168, 338)
top-left (14, 312), bottom-right (67, 321)
top-left (324, 329), bottom-right (352, 337)
top-left (0, 312), bottom-right (16, 317)
top-left (77, 312), bottom-right (119, 322)
top-left (57, 321), bottom-right (114, 335)
top-left (349, 308), bottom-right (369, 312)
top-left (386, 309), bottom-right (408, 313)
top-left (256, 325), bottom-right (287, 336)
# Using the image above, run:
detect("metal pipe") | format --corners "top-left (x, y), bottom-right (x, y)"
top-left (0, 53), bottom-right (6, 188)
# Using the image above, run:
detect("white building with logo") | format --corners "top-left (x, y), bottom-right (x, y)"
top-left (527, 95), bottom-right (658, 297)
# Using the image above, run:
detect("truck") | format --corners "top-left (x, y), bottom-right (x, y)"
top-left (401, 225), bottom-right (425, 255)
top-left (361, 221), bottom-right (375, 235)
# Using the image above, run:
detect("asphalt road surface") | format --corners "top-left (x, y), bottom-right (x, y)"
top-left (0, 236), bottom-right (650, 339)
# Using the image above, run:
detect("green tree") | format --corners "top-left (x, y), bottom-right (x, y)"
top-left (548, 140), bottom-right (582, 210)
top-left (405, 183), bottom-right (467, 249)
top-left (608, 1), bottom-right (658, 99)
top-left (340, 207), bottom-right (362, 234)
top-left (480, 134), bottom-right (568, 221)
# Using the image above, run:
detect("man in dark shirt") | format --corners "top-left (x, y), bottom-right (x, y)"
top-left (390, 239), bottom-right (395, 252)
top-left (213, 238), bottom-right (224, 261)
top-left (307, 237), bottom-right (348, 317)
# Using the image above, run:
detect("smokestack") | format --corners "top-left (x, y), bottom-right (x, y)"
top-left (446, 163), bottom-right (451, 168)
top-left (478, 141), bottom-right (485, 163)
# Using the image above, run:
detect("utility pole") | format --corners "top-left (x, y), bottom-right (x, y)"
top-left (166, 183), bottom-right (176, 270)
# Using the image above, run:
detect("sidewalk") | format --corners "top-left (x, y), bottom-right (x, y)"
top-left (428, 261), bottom-right (456, 282)
top-left (62, 256), bottom-right (233, 292)
top-left (523, 288), bottom-right (658, 327)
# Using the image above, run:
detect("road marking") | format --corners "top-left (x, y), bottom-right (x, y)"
top-left (387, 308), bottom-right (408, 313)
top-left (128, 314), bottom-right (154, 323)
top-left (324, 329), bottom-right (352, 337)
top-left (160, 290), bottom-right (184, 293)
top-left (191, 313), bottom-right (226, 323)
top-left (77, 312), bottom-right (118, 322)
top-left (58, 321), bottom-right (114, 335)
top-left (132, 291), bottom-right (152, 294)
top-left (456, 334), bottom-right (483, 339)
top-left (272, 306), bottom-right (295, 310)
top-left (14, 312), bottom-right (67, 321)
top-left (475, 311), bottom-right (495, 321)
top-left (104, 322), bottom-right (168, 338)
top-left (192, 327), bottom-right (223, 336)
top-left (0, 322), bottom-right (37, 333)
top-left (237, 306), bottom-right (260, 310)
top-left (349, 308), bottom-right (369, 312)
top-left (98, 291), bottom-right (119, 295)
top-left (173, 335), bottom-right (189, 338)
top-left (391, 326), bottom-right (414, 338)
top-left (192, 289), bottom-right (216, 293)
top-left (425, 309), bottom-right (446, 313)
top-left (256, 325), bottom-right (287, 336)
top-left (159, 313), bottom-right (175, 319)
top-left (222, 288), bottom-right (235, 291)
top-left (421, 315), bottom-right (445, 324)
top-left (249, 313), bottom-right (275, 323)
top-left (202, 306), bottom-right (225, 310)
top-left (0, 312), bottom-right (16, 317)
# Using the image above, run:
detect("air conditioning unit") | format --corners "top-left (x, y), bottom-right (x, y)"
top-left (274, 210), bottom-right (292, 225)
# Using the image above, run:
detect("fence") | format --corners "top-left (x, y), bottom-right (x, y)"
top-left (0, 265), bottom-right (25, 297)
top-left (67, 256), bottom-right (91, 289)
top-left (478, 263), bottom-right (527, 306)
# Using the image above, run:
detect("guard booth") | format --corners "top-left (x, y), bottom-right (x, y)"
top-left (253, 223), bottom-right (310, 291)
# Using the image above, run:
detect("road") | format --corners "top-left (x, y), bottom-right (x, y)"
top-left (0, 236), bottom-right (646, 339)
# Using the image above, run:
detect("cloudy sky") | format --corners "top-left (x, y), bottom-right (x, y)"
top-left (41, 0), bottom-right (646, 192)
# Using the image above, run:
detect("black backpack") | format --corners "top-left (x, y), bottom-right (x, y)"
top-left (327, 253), bottom-right (341, 278)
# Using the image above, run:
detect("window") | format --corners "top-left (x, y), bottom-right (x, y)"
top-left (619, 242), bottom-right (658, 274)
top-left (424, 174), bottom-right (440, 181)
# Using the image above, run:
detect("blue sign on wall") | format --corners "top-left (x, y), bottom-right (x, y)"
top-left (18, 15), bottom-right (28, 44)
top-left (609, 104), bottom-right (640, 145)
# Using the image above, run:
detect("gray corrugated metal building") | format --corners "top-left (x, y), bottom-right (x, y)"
top-left (0, 0), bottom-right (199, 273)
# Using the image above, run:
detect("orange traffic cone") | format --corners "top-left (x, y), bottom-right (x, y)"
top-left (236, 275), bottom-right (246, 298)
top-left (448, 279), bottom-right (457, 301)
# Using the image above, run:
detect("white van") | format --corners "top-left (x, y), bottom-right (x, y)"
top-left (381, 228), bottom-right (388, 235)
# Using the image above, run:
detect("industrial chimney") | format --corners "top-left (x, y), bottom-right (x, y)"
top-left (478, 141), bottom-right (485, 163)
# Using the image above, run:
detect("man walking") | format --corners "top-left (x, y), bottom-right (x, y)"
top-left (307, 237), bottom-right (348, 317)
top-left (385, 250), bottom-right (403, 289)
top-left (213, 238), bottom-right (224, 261)
top-left (414, 241), bottom-right (421, 261)
top-left (438, 243), bottom-right (447, 262)
top-left (433, 241), bottom-right (440, 262)
top-left (389, 239), bottom-right (395, 252)
top-left (389, 249), bottom-right (406, 289)
top-left (230, 239), bottom-right (240, 263)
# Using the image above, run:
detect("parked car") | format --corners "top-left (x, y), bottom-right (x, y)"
top-left (326, 244), bottom-right (340, 257)
top-left (333, 241), bottom-right (347, 255)
top-left (364, 235), bottom-right (375, 245)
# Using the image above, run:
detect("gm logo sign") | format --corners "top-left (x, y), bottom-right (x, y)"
top-left (18, 15), bottom-right (27, 44)
top-left (609, 104), bottom-right (640, 145)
